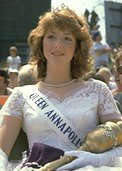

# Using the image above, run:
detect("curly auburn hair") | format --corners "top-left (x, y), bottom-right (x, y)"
top-left (28, 5), bottom-right (93, 79)
top-left (115, 49), bottom-right (122, 68)
top-left (114, 48), bottom-right (122, 82)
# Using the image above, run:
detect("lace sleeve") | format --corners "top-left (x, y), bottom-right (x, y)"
top-left (0, 87), bottom-right (24, 119)
top-left (98, 83), bottom-right (121, 120)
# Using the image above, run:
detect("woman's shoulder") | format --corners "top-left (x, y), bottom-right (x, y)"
top-left (85, 78), bottom-right (107, 87)
top-left (13, 85), bottom-right (36, 94)
top-left (75, 78), bottom-right (108, 94)
top-left (16, 56), bottom-right (21, 59)
top-left (7, 56), bottom-right (12, 59)
top-left (6, 85), bottom-right (37, 105)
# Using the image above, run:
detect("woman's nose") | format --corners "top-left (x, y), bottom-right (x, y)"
top-left (54, 39), bottom-right (62, 48)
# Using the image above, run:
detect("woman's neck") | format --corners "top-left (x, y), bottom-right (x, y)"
top-left (44, 65), bottom-right (72, 84)
top-left (44, 74), bottom-right (72, 84)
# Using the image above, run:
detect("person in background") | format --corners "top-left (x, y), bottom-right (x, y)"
top-left (90, 24), bottom-right (100, 36)
top-left (96, 67), bottom-right (117, 90)
top-left (17, 64), bottom-right (38, 86)
top-left (0, 69), bottom-right (9, 125)
top-left (0, 69), bottom-right (12, 114)
top-left (8, 68), bottom-right (19, 89)
top-left (0, 69), bottom-right (12, 96)
top-left (97, 66), bottom-right (122, 114)
top-left (7, 46), bottom-right (21, 70)
top-left (91, 31), bottom-right (112, 72)
top-left (0, 5), bottom-right (122, 171)
top-left (112, 49), bottom-right (122, 113)
top-left (84, 70), bottom-right (106, 83)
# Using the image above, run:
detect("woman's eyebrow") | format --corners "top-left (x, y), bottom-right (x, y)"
top-left (47, 30), bottom-right (73, 36)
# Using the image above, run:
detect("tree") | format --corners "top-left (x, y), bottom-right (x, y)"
top-left (84, 9), bottom-right (100, 30)
top-left (90, 10), bottom-right (99, 30)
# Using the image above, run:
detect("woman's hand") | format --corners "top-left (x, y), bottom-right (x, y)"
top-left (56, 147), bottom-right (122, 171)
top-left (56, 150), bottom-right (99, 170)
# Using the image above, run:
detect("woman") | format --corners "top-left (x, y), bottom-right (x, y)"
top-left (7, 46), bottom-right (21, 70)
top-left (0, 5), bottom-right (122, 171)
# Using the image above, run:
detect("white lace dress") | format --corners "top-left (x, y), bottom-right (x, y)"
top-left (1, 78), bottom-right (122, 170)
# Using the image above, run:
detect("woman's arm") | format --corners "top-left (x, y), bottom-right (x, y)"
top-left (38, 121), bottom-right (122, 171)
top-left (56, 146), bottom-right (122, 170)
top-left (0, 115), bottom-right (22, 170)
top-left (0, 115), bottom-right (22, 156)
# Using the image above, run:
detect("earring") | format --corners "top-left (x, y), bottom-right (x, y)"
top-left (74, 61), bottom-right (77, 66)
top-left (72, 56), bottom-right (77, 66)
top-left (41, 57), bottom-right (46, 64)
top-left (43, 58), bottom-right (46, 62)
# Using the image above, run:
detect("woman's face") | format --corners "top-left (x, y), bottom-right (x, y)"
top-left (43, 27), bottom-right (76, 66)
top-left (10, 50), bottom-right (16, 57)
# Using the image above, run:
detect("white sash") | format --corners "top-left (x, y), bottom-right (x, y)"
top-left (23, 87), bottom-right (83, 149)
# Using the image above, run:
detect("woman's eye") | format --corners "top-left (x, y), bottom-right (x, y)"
top-left (47, 35), bottom-right (54, 39)
top-left (65, 37), bottom-right (72, 41)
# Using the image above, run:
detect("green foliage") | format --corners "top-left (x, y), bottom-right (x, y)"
top-left (84, 9), bottom-right (99, 30)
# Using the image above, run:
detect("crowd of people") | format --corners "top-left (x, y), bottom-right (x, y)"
top-left (0, 46), bottom-right (38, 95)
top-left (0, 4), bottom-right (122, 171)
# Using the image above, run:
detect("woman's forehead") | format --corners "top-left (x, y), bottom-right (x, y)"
top-left (45, 26), bottom-right (77, 37)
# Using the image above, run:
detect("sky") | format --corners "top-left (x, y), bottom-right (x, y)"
top-left (51, 0), bottom-right (122, 42)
